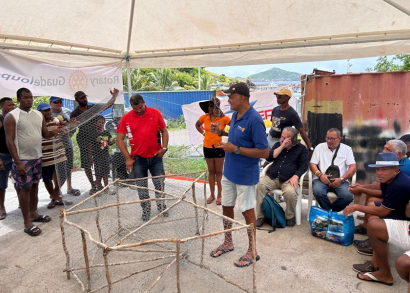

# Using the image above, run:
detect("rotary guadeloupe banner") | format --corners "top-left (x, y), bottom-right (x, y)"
top-left (0, 51), bottom-right (123, 103)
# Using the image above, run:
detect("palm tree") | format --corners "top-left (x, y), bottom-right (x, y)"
top-left (201, 74), bottom-right (214, 90)
top-left (148, 68), bottom-right (178, 90)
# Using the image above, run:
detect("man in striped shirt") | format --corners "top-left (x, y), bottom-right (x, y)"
top-left (37, 103), bottom-right (72, 209)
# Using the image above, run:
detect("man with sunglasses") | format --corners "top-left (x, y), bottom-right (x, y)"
top-left (268, 88), bottom-right (314, 156)
top-left (310, 128), bottom-right (356, 211)
top-left (49, 96), bottom-right (80, 196)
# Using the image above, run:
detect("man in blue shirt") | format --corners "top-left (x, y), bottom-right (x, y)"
top-left (255, 127), bottom-right (309, 227)
top-left (209, 82), bottom-right (269, 268)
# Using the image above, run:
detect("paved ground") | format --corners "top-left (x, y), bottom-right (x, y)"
top-left (0, 173), bottom-right (407, 293)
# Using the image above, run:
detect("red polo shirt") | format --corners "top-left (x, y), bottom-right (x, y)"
top-left (117, 106), bottom-right (166, 158)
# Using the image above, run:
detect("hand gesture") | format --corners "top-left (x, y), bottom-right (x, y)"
top-left (282, 137), bottom-right (292, 148)
top-left (209, 123), bottom-right (220, 135)
top-left (110, 88), bottom-right (119, 98)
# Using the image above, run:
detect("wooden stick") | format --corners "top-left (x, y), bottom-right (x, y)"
top-left (249, 224), bottom-right (257, 293)
top-left (116, 182), bottom-right (122, 230)
top-left (118, 171), bottom-right (206, 183)
top-left (102, 248), bottom-right (112, 292)
top-left (191, 182), bottom-right (200, 235)
top-left (144, 258), bottom-right (177, 293)
top-left (176, 242), bottom-right (181, 293)
top-left (93, 195), bottom-right (103, 243)
top-left (59, 210), bottom-right (71, 280)
top-left (81, 231), bottom-right (92, 291)
top-left (70, 270), bottom-right (87, 292)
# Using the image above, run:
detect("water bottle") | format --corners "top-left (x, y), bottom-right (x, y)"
top-left (126, 125), bottom-right (133, 139)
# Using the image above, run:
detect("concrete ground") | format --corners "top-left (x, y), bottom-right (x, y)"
top-left (0, 173), bottom-right (406, 293)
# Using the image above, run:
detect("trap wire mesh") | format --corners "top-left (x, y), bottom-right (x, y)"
top-left (60, 171), bottom-right (256, 292)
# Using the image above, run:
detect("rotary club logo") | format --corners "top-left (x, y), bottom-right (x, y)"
top-left (68, 70), bottom-right (88, 93)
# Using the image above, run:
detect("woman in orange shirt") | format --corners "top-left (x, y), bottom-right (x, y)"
top-left (195, 97), bottom-right (230, 205)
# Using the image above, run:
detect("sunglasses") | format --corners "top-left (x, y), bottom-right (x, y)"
top-left (276, 95), bottom-right (288, 99)
top-left (52, 101), bottom-right (62, 104)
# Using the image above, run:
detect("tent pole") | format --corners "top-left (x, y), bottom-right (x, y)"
top-left (198, 67), bottom-right (201, 90)
top-left (125, 0), bottom-right (137, 96)
top-left (383, 0), bottom-right (410, 17)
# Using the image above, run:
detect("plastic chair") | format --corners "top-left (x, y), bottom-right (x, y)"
top-left (307, 170), bottom-right (356, 220)
top-left (260, 162), bottom-right (306, 226)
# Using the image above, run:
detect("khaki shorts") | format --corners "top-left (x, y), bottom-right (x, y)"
top-left (221, 175), bottom-right (256, 212)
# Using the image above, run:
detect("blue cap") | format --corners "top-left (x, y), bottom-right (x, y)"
top-left (49, 96), bottom-right (62, 102)
top-left (368, 152), bottom-right (404, 168)
top-left (37, 102), bottom-right (51, 111)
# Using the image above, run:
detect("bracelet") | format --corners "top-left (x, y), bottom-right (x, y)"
top-left (315, 170), bottom-right (321, 176)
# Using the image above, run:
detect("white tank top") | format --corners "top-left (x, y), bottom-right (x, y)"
top-left (9, 108), bottom-right (43, 160)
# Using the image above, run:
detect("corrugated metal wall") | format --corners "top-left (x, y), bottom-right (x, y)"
top-left (61, 90), bottom-right (215, 120)
top-left (301, 71), bottom-right (410, 182)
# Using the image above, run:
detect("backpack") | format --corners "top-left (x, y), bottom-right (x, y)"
top-left (260, 193), bottom-right (286, 233)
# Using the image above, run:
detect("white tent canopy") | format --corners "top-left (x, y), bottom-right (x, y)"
top-left (1, 0), bottom-right (410, 68)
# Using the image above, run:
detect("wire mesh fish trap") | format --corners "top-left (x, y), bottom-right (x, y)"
top-left (60, 171), bottom-right (256, 293)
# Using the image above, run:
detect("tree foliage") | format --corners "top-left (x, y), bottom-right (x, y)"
top-left (366, 54), bottom-right (410, 72)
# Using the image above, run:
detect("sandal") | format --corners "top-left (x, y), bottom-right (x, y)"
top-left (67, 189), bottom-right (81, 196)
top-left (47, 200), bottom-right (56, 209)
top-left (0, 211), bottom-right (7, 220)
top-left (234, 255), bottom-right (260, 268)
top-left (216, 198), bottom-right (222, 205)
top-left (32, 215), bottom-right (51, 222)
top-left (207, 196), bottom-right (215, 204)
top-left (24, 225), bottom-right (42, 236)
top-left (210, 246), bottom-right (234, 258)
top-left (355, 224), bottom-right (367, 235)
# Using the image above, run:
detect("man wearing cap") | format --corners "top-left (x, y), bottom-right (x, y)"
top-left (268, 88), bottom-right (314, 155)
top-left (310, 128), bottom-right (356, 212)
top-left (116, 94), bottom-right (169, 222)
top-left (209, 82), bottom-right (269, 268)
top-left (400, 134), bottom-right (410, 158)
top-left (49, 96), bottom-right (80, 196)
top-left (70, 89), bottom-right (119, 194)
top-left (37, 103), bottom-right (72, 208)
top-left (4, 88), bottom-right (65, 236)
top-left (0, 97), bottom-right (16, 220)
top-left (344, 153), bottom-right (410, 286)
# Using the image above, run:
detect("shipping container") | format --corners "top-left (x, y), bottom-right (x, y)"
top-left (301, 70), bottom-right (410, 182)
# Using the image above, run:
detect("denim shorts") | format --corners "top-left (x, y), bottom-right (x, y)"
top-left (0, 154), bottom-right (13, 190)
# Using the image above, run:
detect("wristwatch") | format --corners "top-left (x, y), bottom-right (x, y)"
top-left (340, 177), bottom-right (345, 182)
top-left (234, 146), bottom-right (240, 154)
top-left (163, 147), bottom-right (168, 151)
top-left (309, 147), bottom-right (314, 151)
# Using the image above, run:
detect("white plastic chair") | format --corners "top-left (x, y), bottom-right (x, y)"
top-left (307, 170), bottom-right (356, 220)
top-left (260, 162), bottom-right (307, 226)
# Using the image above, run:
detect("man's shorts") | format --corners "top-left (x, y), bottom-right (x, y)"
top-left (11, 158), bottom-right (42, 189)
top-left (0, 154), bottom-right (13, 190)
top-left (221, 175), bottom-right (256, 212)
top-left (78, 141), bottom-right (93, 169)
top-left (42, 164), bottom-right (55, 184)
top-left (203, 147), bottom-right (225, 159)
top-left (384, 219), bottom-right (410, 253)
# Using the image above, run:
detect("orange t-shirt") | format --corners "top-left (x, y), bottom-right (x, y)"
top-left (198, 114), bottom-right (231, 148)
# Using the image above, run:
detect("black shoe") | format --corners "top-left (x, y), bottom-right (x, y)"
top-left (353, 238), bottom-right (371, 249)
top-left (141, 210), bottom-right (150, 222)
top-left (256, 218), bottom-right (265, 228)
top-left (286, 217), bottom-right (296, 227)
top-left (163, 210), bottom-right (169, 217)
top-left (352, 260), bottom-right (377, 273)
top-left (354, 224), bottom-right (367, 235)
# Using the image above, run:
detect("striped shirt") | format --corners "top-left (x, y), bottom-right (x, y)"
top-left (42, 118), bottom-right (67, 167)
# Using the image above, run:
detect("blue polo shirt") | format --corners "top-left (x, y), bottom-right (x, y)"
top-left (224, 107), bottom-right (268, 185)
top-left (399, 157), bottom-right (410, 176)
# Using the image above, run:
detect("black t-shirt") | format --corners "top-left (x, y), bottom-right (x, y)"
top-left (0, 114), bottom-right (10, 154)
top-left (70, 105), bottom-right (97, 144)
top-left (269, 106), bottom-right (303, 138)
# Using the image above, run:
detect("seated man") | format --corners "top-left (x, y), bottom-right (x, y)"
top-left (400, 134), bottom-right (410, 158)
top-left (345, 152), bottom-right (410, 286)
top-left (310, 128), bottom-right (356, 212)
top-left (350, 139), bottom-right (409, 236)
top-left (256, 127), bottom-right (309, 227)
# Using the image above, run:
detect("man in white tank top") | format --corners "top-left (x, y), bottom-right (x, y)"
top-left (4, 88), bottom-right (65, 237)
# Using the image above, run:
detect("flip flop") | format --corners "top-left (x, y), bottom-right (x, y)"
top-left (207, 196), bottom-right (215, 204)
top-left (32, 215), bottom-right (51, 222)
top-left (234, 255), bottom-right (261, 268)
top-left (67, 189), bottom-right (81, 196)
top-left (0, 212), bottom-right (6, 220)
top-left (216, 198), bottom-right (222, 205)
top-left (47, 200), bottom-right (56, 209)
top-left (356, 272), bottom-right (393, 286)
top-left (210, 246), bottom-right (234, 258)
top-left (24, 225), bottom-right (42, 236)
top-left (55, 200), bottom-right (73, 206)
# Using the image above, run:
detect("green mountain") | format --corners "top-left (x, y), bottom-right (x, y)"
top-left (249, 67), bottom-right (301, 81)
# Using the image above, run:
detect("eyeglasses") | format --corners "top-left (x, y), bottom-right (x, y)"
top-left (52, 101), bottom-right (62, 104)
top-left (325, 137), bottom-right (339, 141)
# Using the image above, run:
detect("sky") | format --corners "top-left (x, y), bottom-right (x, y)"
top-left (207, 56), bottom-right (383, 79)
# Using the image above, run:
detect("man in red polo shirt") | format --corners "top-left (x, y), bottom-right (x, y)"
top-left (117, 94), bottom-right (169, 221)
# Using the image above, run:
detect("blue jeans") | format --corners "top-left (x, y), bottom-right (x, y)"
top-left (0, 154), bottom-right (13, 190)
top-left (312, 179), bottom-right (353, 212)
top-left (133, 155), bottom-right (166, 214)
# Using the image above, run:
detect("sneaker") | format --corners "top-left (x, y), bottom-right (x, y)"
top-left (353, 260), bottom-right (377, 273)
top-left (256, 218), bottom-right (265, 228)
top-left (354, 224), bottom-right (367, 235)
top-left (286, 217), bottom-right (296, 227)
top-left (141, 210), bottom-right (151, 222)
top-left (354, 238), bottom-right (371, 248)
top-left (356, 245), bottom-right (373, 256)
top-left (163, 210), bottom-right (169, 217)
